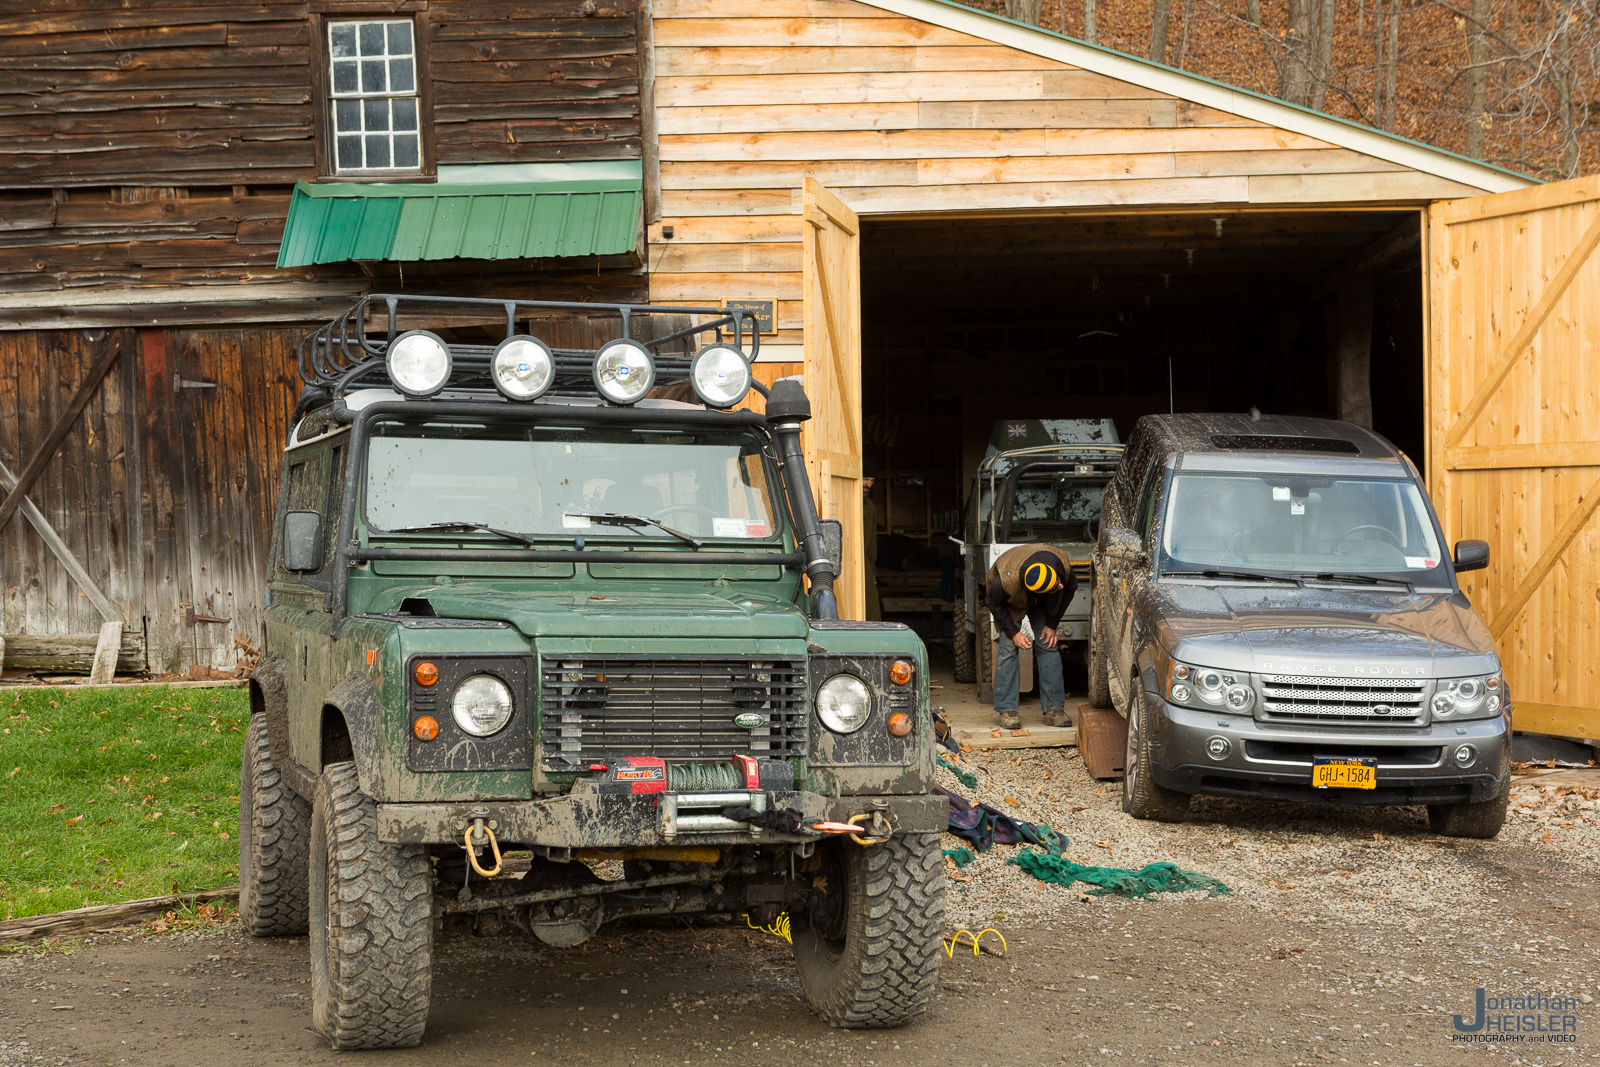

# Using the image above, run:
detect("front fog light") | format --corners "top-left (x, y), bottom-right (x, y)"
top-left (1205, 735), bottom-right (1231, 761)
top-left (817, 674), bottom-right (872, 734)
top-left (387, 330), bottom-right (452, 397)
top-left (492, 336), bottom-right (555, 401)
top-left (1454, 744), bottom-right (1477, 766)
top-left (452, 674), bottom-right (513, 737)
top-left (593, 339), bottom-right (655, 405)
top-left (689, 344), bottom-right (752, 408)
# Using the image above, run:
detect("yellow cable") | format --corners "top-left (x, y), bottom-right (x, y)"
top-left (463, 823), bottom-right (502, 877)
top-left (744, 912), bottom-right (792, 944)
top-left (942, 927), bottom-right (1007, 958)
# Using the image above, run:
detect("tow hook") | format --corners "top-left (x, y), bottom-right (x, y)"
top-left (462, 817), bottom-right (502, 877)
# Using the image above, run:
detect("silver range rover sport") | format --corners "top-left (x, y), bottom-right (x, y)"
top-left (1089, 414), bottom-right (1511, 839)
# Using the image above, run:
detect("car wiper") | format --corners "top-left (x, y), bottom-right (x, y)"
top-left (1164, 569), bottom-right (1304, 587)
top-left (381, 521), bottom-right (538, 547)
top-left (1304, 571), bottom-right (1416, 595)
top-left (566, 512), bottom-right (703, 549)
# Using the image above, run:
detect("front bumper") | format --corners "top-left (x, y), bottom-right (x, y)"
top-left (375, 789), bottom-right (948, 846)
top-left (1145, 695), bottom-right (1511, 805)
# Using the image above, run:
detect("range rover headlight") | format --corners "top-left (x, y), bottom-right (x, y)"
top-left (1432, 674), bottom-right (1502, 721)
top-left (1167, 659), bottom-right (1254, 713)
top-left (452, 674), bottom-right (513, 736)
top-left (816, 674), bottom-right (872, 734)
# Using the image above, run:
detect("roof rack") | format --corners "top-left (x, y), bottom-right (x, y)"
top-left (296, 293), bottom-right (761, 401)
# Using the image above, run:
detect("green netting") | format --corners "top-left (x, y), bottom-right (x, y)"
top-left (937, 755), bottom-right (979, 789)
top-left (1006, 826), bottom-right (1231, 899)
top-left (668, 762), bottom-right (742, 792)
top-left (943, 847), bottom-right (974, 868)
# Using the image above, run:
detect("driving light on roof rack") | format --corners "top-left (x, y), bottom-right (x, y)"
top-left (689, 343), bottom-right (752, 408)
top-left (491, 335), bottom-right (555, 402)
top-left (593, 339), bottom-right (655, 405)
top-left (386, 330), bottom-right (452, 398)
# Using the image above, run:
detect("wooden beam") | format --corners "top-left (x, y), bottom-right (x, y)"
top-left (88, 621), bottom-right (125, 685)
top-left (0, 457), bottom-right (121, 623)
top-left (0, 332), bottom-right (124, 536)
top-left (1445, 441), bottom-right (1600, 470)
top-left (0, 886), bottom-right (238, 944)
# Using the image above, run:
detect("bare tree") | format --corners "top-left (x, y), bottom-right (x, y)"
top-left (1464, 0), bottom-right (1490, 157)
top-left (1005, 0), bottom-right (1044, 24)
top-left (1083, 0), bottom-right (1096, 43)
top-left (1151, 0), bottom-right (1172, 60)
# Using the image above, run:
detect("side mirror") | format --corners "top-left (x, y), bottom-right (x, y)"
top-left (1453, 539), bottom-right (1489, 572)
top-left (1103, 525), bottom-right (1147, 564)
top-left (819, 519), bottom-right (844, 574)
top-left (282, 510), bottom-right (324, 573)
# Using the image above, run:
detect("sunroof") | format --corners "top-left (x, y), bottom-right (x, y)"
top-left (1209, 434), bottom-right (1361, 454)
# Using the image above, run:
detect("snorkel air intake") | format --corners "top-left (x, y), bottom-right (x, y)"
top-left (765, 378), bottom-right (839, 621)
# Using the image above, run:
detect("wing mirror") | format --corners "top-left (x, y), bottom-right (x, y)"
top-left (282, 510), bottom-right (324, 572)
top-left (1103, 526), bottom-right (1147, 564)
top-left (1453, 539), bottom-right (1489, 572)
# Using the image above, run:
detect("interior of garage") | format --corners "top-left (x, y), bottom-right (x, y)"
top-left (858, 208), bottom-right (1428, 667)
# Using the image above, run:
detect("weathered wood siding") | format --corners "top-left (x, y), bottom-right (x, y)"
top-left (646, 0), bottom-right (1485, 358)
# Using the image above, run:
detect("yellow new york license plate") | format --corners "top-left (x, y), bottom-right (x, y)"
top-left (1312, 758), bottom-right (1377, 789)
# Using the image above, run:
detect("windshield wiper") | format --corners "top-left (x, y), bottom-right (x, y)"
top-left (1303, 571), bottom-right (1416, 595)
top-left (566, 512), bottom-right (703, 549)
top-left (1164, 569), bottom-right (1304, 587)
top-left (381, 521), bottom-right (538, 547)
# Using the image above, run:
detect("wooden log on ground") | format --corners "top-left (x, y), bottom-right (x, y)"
top-left (2, 632), bottom-right (147, 674)
top-left (0, 886), bottom-right (239, 943)
top-left (87, 620), bottom-right (123, 685)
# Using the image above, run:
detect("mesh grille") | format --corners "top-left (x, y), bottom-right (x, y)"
top-left (1259, 675), bottom-right (1428, 722)
top-left (539, 656), bottom-right (807, 770)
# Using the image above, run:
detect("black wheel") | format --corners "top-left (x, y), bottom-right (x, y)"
top-left (977, 630), bottom-right (994, 705)
top-left (1121, 680), bottom-right (1190, 822)
top-left (1427, 791), bottom-right (1509, 839)
top-left (1087, 614), bottom-right (1112, 709)
top-left (309, 762), bottom-right (434, 1050)
top-left (793, 833), bottom-right (945, 1028)
top-left (953, 626), bottom-right (975, 683)
top-left (239, 715), bottom-right (311, 937)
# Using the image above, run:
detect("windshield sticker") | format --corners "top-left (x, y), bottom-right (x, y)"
top-left (1404, 557), bottom-right (1439, 569)
top-left (411, 473), bottom-right (516, 489)
top-left (746, 521), bottom-right (769, 537)
top-left (562, 514), bottom-right (592, 529)
top-left (713, 518), bottom-right (751, 538)
top-left (1290, 499), bottom-right (1305, 515)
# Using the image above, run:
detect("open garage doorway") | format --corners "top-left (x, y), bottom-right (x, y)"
top-left (855, 209), bottom-right (1428, 696)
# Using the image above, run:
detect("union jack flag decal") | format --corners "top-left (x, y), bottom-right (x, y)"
top-left (1007, 423), bottom-right (1028, 438)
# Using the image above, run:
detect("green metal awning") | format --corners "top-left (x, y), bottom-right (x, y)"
top-left (276, 161), bottom-right (643, 268)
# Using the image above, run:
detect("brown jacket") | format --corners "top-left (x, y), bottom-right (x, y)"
top-left (984, 544), bottom-right (1076, 639)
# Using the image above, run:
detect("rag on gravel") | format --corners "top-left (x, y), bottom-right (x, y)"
top-left (936, 786), bottom-right (1231, 899)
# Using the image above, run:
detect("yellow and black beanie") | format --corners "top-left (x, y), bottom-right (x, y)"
top-left (1023, 554), bottom-right (1060, 593)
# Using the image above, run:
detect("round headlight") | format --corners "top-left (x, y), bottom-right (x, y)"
top-left (816, 674), bottom-right (872, 734)
top-left (1431, 691), bottom-right (1457, 718)
top-left (1196, 669), bottom-right (1224, 694)
top-left (593, 339), bottom-right (655, 405)
top-left (452, 674), bottom-right (513, 737)
top-left (492, 336), bottom-right (555, 402)
top-left (689, 344), bottom-right (752, 408)
top-left (1170, 683), bottom-right (1192, 704)
top-left (1224, 684), bottom-right (1253, 711)
top-left (386, 330), bottom-right (452, 397)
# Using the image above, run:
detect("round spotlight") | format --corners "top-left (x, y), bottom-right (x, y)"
top-left (593, 339), bottom-right (655, 405)
top-left (689, 344), bottom-right (753, 408)
top-left (492, 336), bottom-right (555, 402)
top-left (386, 330), bottom-right (452, 397)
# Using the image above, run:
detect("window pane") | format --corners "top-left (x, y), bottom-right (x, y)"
top-left (387, 21), bottom-right (413, 55)
top-left (360, 59), bottom-right (386, 93)
top-left (365, 135), bottom-right (390, 169)
top-left (358, 22), bottom-right (385, 56)
top-left (392, 97), bottom-right (417, 132)
top-left (363, 99), bottom-right (390, 131)
top-left (393, 134), bottom-right (419, 169)
top-left (389, 57), bottom-right (414, 93)
top-left (332, 59), bottom-right (357, 94)
top-left (336, 135), bottom-right (363, 170)
top-left (329, 24), bottom-right (356, 59)
top-left (333, 99), bottom-right (360, 133)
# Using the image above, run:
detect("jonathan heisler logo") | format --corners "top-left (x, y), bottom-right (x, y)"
top-left (1452, 987), bottom-right (1580, 1043)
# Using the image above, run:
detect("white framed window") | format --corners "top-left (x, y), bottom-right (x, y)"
top-left (327, 19), bottom-right (420, 173)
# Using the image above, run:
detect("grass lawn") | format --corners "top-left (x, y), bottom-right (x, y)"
top-left (0, 684), bottom-right (249, 922)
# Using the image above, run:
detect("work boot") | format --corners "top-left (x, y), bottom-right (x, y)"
top-left (997, 709), bottom-right (1022, 731)
top-left (1042, 706), bottom-right (1073, 728)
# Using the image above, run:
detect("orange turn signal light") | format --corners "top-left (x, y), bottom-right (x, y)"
top-left (413, 716), bottom-right (439, 741)
top-left (887, 712), bottom-right (912, 737)
top-left (888, 660), bottom-right (913, 685)
top-left (414, 661), bottom-right (438, 686)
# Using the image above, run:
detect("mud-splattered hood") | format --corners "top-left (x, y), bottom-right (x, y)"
top-left (399, 586), bottom-right (809, 640)
top-left (1146, 582), bottom-right (1499, 678)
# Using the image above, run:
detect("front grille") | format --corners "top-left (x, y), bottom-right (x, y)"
top-left (1259, 675), bottom-right (1428, 723)
top-left (539, 656), bottom-right (807, 771)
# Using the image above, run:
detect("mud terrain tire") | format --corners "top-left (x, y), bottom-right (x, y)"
top-left (1428, 790), bottom-right (1509, 839)
top-left (1087, 612), bottom-right (1112, 709)
top-left (1121, 681), bottom-right (1190, 822)
top-left (309, 762), bottom-right (433, 1050)
top-left (793, 832), bottom-right (945, 1028)
top-left (239, 715), bottom-right (311, 936)
top-left (953, 627), bottom-right (975, 684)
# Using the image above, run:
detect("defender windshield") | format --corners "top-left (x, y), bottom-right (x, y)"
top-left (1159, 473), bottom-right (1447, 584)
top-left (1003, 470), bottom-right (1109, 543)
top-left (365, 421), bottom-right (780, 542)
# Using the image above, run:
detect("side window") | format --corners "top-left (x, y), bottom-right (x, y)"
top-left (318, 445), bottom-right (347, 581)
top-left (278, 451), bottom-right (324, 577)
top-left (1132, 455), bottom-right (1164, 539)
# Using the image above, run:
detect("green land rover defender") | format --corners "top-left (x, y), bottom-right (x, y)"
top-left (240, 295), bottom-right (947, 1049)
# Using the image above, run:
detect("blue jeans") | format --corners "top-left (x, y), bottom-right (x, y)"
top-left (993, 606), bottom-right (1066, 714)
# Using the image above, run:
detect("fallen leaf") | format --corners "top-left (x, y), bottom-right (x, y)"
top-left (1003, 796), bottom-right (1019, 805)
top-left (64, 815), bottom-right (83, 827)
top-left (1373, 832), bottom-right (1383, 840)
top-left (1010, 728), bottom-right (1030, 737)
top-left (1093, 840), bottom-right (1112, 849)
top-left (990, 729), bottom-right (1003, 738)
top-left (1075, 892), bottom-right (1093, 903)
top-left (47, 803), bottom-right (66, 815)
top-left (1032, 785), bottom-right (1045, 797)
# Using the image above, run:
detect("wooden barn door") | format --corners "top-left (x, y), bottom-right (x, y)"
top-left (1428, 175), bottom-right (1600, 743)
top-left (801, 179), bottom-right (865, 620)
